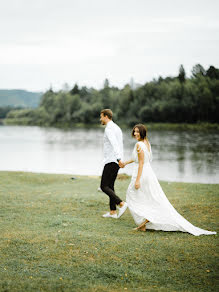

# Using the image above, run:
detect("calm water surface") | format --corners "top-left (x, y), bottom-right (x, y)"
top-left (0, 125), bottom-right (218, 183)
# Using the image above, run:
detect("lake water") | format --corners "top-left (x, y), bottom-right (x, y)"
top-left (0, 125), bottom-right (218, 183)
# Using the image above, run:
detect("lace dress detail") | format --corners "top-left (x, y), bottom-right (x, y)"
top-left (126, 141), bottom-right (216, 236)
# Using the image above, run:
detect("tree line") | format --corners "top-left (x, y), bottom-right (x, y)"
top-left (5, 64), bottom-right (219, 126)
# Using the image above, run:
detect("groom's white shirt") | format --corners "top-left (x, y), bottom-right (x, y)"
top-left (103, 120), bottom-right (123, 165)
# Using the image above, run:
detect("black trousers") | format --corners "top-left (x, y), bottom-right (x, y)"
top-left (100, 162), bottom-right (122, 211)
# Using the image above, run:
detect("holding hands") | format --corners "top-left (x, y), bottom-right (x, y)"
top-left (118, 159), bottom-right (140, 189)
top-left (118, 160), bottom-right (125, 168)
top-left (118, 158), bottom-right (133, 169)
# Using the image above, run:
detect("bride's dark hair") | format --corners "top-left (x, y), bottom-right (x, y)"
top-left (132, 124), bottom-right (147, 140)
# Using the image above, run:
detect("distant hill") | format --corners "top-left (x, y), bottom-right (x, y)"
top-left (0, 89), bottom-right (43, 108)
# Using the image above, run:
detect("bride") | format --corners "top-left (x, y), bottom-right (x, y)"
top-left (120, 124), bottom-right (216, 236)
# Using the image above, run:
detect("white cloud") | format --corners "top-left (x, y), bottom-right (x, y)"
top-left (0, 0), bottom-right (219, 91)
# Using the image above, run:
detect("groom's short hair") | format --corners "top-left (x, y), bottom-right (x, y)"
top-left (101, 109), bottom-right (113, 120)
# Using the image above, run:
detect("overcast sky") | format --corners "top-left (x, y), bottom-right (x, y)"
top-left (0, 0), bottom-right (219, 92)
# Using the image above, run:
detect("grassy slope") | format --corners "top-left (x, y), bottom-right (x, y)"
top-left (0, 172), bottom-right (218, 292)
top-left (0, 90), bottom-right (42, 108)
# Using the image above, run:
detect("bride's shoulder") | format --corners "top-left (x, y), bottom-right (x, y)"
top-left (135, 141), bottom-right (142, 147)
top-left (135, 141), bottom-right (144, 153)
top-left (135, 141), bottom-right (145, 147)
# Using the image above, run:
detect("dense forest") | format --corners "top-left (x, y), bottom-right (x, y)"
top-left (5, 64), bottom-right (219, 126)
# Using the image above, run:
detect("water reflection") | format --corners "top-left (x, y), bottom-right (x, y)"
top-left (0, 125), bottom-right (218, 183)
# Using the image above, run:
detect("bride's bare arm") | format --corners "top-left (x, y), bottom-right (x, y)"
top-left (135, 144), bottom-right (144, 189)
top-left (119, 159), bottom-right (134, 168)
top-left (124, 159), bottom-right (134, 166)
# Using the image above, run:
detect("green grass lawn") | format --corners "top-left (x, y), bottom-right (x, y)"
top-left (0, 171), bottom-right (218, 292)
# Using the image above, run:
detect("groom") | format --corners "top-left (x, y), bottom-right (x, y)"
top-left (100, 109), bottom-right (128, 219)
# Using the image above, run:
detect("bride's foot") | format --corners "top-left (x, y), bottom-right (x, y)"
top-left (133, 225), bottom-right (146, 231)
top-left (133, 219), bottom-right (149, 232)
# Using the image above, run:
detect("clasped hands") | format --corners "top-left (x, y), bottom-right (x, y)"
top-left (118, 160), bottom-right (125, 168)
top-left (118, 160), bottom-right (140, 189)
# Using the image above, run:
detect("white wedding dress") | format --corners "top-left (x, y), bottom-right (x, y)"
top-left (126, 141), bottom-right (216, 236)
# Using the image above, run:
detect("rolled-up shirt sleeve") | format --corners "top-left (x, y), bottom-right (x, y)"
top-left (105, 127), bottom-right (121, 160)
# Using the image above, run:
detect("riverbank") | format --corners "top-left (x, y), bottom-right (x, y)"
top-left (3, 118), bottom-right (219, 131)
top-left (0, 171), bottom-right (218, 291)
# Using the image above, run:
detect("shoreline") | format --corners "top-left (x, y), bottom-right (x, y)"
top-left (3, 119), bottom-right (219, 131)
top-left (1, 170), bottom-right (218, 185)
